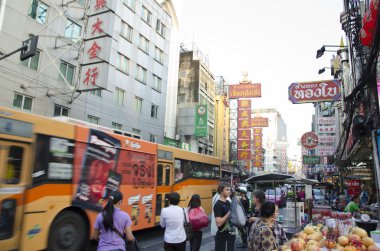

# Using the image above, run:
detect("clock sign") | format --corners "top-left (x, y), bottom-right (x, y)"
top-left (301, 132), bottom-right (318, 150)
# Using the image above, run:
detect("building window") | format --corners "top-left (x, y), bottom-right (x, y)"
top-left (156, 19), bottom-right (165, 37)
top-left (59, 61), bottom-right (75, 85)
top-left (87, 115), bottom-right (99, 125)
top-left (124, 0), bottom-right (135, 11)
top-left (121, 21), bottom-right (133, 41)
top-left (13, 93), bottom-right (33, 112)
top-left (132, 128), bottom-right (141, 135)
top-left (115, 87), bottom-right (125, 106)
top-left (155, 47), bottom-right (163, 64)
top-left (149, 133), bottom-right (157, 143)
top-left (112, 122), bottom-right (122, 130)
top-left (117, 53), bottom-right (129, 73)
top-left (153, 75), bottom-right (162, 92)
top-left (21, 50), bottom-right (40, 70)
top-left (54, 104), bottom-right (69, 116)
top-left (28, 0), bottom-right (48, 24)
top-left (139, 35), bottom-right (149, 53)
top-left (136, 65), bottom-right (147, 83)
top-left (141, 6), bottom-right (151, 25)
top-left (64, 19), bottom-right (81, 41)
top-left (134, 96), bottom-right (143, 113)
top-left (90, 89), bottom-right (102, 97)
top-left (151, 104), bottom-right (159, 119)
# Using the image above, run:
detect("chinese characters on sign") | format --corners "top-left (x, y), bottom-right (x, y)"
top-left (318, 125), bottom-right (336, 134)
top-left (252, 127), bottom-right (263, 168)
top-left (317, 117), bottom-right (336, 125)
top-left (83, 67), bottom-right (99, 85)
top-left (251, 117), bottom-right (269, 127)
top-left (237, 99), bottom-right (251, 161)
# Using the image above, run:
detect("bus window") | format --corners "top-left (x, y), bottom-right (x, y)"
top-left (157, 164), bottom-right (163, 186)
top-left (165, 165), bottom-right (170, 186)
top-left (0, 199), bottom-right (16, 240)
top-left (174, 158), bottom-right (220, 182)
top-left (5, 146), bottom-right (23, 184)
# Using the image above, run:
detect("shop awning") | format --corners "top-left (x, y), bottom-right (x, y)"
top-left (245, 172), bottom-right (293, 183)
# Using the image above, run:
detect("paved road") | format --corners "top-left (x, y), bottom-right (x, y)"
top-left (87, 225), bottom-right (247, 251)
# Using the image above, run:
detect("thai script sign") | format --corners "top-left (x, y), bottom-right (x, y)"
top-left (318, 135), bottom-right (337, 144)
top-left (302, 155), bottom-right (320, 164)
top-left (251, 117), bottom-right (269, 127)
top-left (229, 83), bottom-right (261, 99)
top-left (288, 80), bottom-right (341, 104)
top-left (347, 179), bottom-right (361, 196)
top-left (323, 164), bottom-right (338, 172)
top-left (317, 125), bottom-right (336, 134)
top-left (316, 146), bottom-right (335, 156)
top-left (317, 117), bottom-right (336, 125)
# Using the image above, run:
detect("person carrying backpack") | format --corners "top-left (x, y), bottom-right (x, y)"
top-left (187, 194), bottom-right (208, 251)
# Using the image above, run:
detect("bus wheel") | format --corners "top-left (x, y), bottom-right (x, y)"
top-left (47, 211), bottom-right (87, 251)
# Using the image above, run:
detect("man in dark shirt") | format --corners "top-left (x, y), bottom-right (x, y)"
top-left (214, 182), bottom-right (235, 251)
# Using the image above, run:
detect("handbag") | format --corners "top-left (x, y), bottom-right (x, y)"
top-left (111, 226), bottom-right (141, 251)
top-left (182, 208), bottom-right (193, 241)
top-left (188, 207), bottom-right (208, 231)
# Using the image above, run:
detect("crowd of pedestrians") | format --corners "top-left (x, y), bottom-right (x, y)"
top-left (90, 180), bottom-right (287, 251)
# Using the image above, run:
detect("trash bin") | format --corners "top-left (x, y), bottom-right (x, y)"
top-left (355, 220), bottom-right (379, 236)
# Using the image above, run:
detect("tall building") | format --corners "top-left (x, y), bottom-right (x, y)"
top-left (0, 0), bottom-right (172, 144)
top-left (177, 47), bottom-right (215, 155)
top-left (252, 108), bottom-right (287, 172)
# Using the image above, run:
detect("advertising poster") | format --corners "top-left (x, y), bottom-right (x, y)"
top-left (347, 180), bottom-right (361, 196)
top-left (73, 129), bottom-right (121, 210)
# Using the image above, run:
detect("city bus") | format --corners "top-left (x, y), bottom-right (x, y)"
top-left (0, 106), bottom-right (221, 251)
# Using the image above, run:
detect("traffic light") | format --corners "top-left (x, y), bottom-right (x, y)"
top-left (20, 35), bottom-right (38, 61)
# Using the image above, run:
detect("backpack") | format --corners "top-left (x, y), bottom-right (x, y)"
top-left (230, 196), bottom-right (247, 228)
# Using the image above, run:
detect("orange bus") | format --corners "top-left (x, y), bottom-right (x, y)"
top-left (0, 106), bottom-right (222, 251)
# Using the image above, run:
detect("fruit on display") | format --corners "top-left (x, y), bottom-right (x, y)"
top-left (344, 246), bottom-right (357, 251)
top-left (338, 236), bottom-right (350, 246)
top-left (368, 245), bottom-right (380, 251)
top-left (336, 244), bottom-right (345, 251)
top-left (353, 227), bottom-right (369, 238)
top-left (350, 234), bottom-right (362, 242)
top-left (307, 240), bottom-right (319, 247)
top-left (307, 245), bottom-right (320, 251)
top-left (362, 237), bottom-right (376, 248)
top-left (305, 226), bottom-right (315, 235)
top-left (290, 238), bottom-right (305, 251)
top-left (325, 239), bottom-right (337, 249)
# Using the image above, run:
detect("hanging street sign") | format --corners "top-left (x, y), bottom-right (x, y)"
top-left (288, 80), bottom-right (342, 104)
top-left (302, 155), bottom-right (321, 164)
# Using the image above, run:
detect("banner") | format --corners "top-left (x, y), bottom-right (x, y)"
top-left (194, 104), bottom-right (208, 137)
top-left (229, 83), bottom-right (261, 99)
top-left (251, 117), bottom-right (269, 127)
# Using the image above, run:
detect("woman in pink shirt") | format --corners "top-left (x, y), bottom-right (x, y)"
top-left (92, 190), bottom-right (135, 251)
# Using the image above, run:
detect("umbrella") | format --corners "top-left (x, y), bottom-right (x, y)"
top-left (245, 172), bottom-right (293, 183)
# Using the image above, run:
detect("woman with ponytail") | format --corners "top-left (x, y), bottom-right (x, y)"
top-left (93, 190), bottom-right (134, 251)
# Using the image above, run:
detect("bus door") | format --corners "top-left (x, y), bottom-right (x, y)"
top-left (155, 162), bottom-right (172, 223)
top-left (0, 141), bottom-right (30, 250)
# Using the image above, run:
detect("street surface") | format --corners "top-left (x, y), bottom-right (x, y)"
top-left (87, 225), bottom-right (247, 251)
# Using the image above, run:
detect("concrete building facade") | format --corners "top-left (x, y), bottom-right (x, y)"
top-left (252, 108), bottom-right (288, 172)
top-left (0, 0), bottom-right (172, 144)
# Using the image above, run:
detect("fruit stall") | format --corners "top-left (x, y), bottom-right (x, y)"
top-left (281, 221), bottom-right (380, 251)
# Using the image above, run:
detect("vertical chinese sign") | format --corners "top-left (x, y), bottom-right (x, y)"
top-left (195, 104), bottom-right (208, 137)
top-left (81, 0), bottom-right (115, 90)
top-left (237, 100), bottom-right (251, 169)
top-left (253, 128), bottom-right (263, 168)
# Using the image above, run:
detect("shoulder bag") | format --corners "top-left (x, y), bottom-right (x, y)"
top-left (111, 226), bottom-right (141, 251)
top-left (182, 208), bottom-right (193, 240)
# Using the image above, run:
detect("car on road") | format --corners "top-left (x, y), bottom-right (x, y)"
top-left (265, 188), bottom-right (286, 207)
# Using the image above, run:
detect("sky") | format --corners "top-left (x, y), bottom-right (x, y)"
top-left (175, 0), bottom-right (345, 156)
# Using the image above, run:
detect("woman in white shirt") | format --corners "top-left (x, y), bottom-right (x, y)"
top-left (160, 192), bottom-right (187, 251)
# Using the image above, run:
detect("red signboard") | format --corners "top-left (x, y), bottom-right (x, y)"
top-left (301, 132), bottom-right (318, 150)
top-left (288, 80), bottom-right (342, 104)
top-left (238, 129), bottom-right (251, 139)
top-left (347, 179), bottom-right (361, 196)
top-left (251, 117), bottom-right (269, 127)
top-left (238, 119), bottom-right (251, 129)
top-left (237, 150), bottom-right (251, 160)
top-left (238, 99), bottom-right (252, 109)
top-left (253, 128), bottom-right (262, 135)
top-left (238, 109), bottom-right (250, 119)
top-left (229, 84), bottom-right (261, 99)
top-left (237, 140), bottom-right (251, 150)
